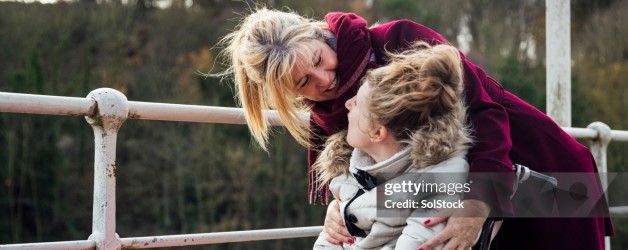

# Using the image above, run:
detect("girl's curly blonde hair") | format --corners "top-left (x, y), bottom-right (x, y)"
top-left (314, 42), bottom-right (473, 189)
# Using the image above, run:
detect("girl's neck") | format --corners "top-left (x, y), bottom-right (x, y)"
top-left (364, 141), bottom-right (404, 163)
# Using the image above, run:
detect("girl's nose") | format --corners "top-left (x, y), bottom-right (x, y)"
top-left (345, 96), bottom-right (354, 110)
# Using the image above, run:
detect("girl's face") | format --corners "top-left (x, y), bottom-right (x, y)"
top-left (345, 82), bottom-right (375, 149)
top-left (290, 39), bottom-right (338, 102)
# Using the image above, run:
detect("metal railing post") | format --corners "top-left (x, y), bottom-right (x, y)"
top-left (587, 121), bottom-right (612, 250)
top-left (587, 122), bottom-right (611, 177)
top-left (85, 88), bottom-right (128, 250)
top-left (546, 0), bottom-right (572, 127)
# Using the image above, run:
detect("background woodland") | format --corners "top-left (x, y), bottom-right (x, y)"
top-left (0, 0), bottom-right (626, 249)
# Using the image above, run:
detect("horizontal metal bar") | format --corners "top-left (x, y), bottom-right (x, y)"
top-left (610, 130), bottom-right (628, 142)
top-left (128, 101), bottom-right (247, 124)
top-left (562, 127), bottom-right (598, 139)
top-left (610, 206), bottom-right (628, 216)
top-left (120, 226), bottom-right (323, 249)
top-left (3, 92), bottom-right (627, 140)
top-left (562, 127), bottom-right (628, 142)
top-left (127, 101), bottom-right (308, 126)
top-left (0, 240), bottom-right (95, 250)
top-left (0, 92), bottom-right (95, 117)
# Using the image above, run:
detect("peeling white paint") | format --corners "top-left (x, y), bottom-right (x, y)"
top-left (546, 0), bottom-right (571, 127)
top-left (86, 88), bottom-right (128, 250)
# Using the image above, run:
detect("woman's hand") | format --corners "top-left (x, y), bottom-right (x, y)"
top-left (323, 199), bottom-right (353, 245)
top-left (417, 199), bottom-right (490, 250)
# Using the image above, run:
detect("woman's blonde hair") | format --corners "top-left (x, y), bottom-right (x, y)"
top-left (314, 42), bottom-right (473, 187)
top-left (217, 7), bottom-right (327, 150)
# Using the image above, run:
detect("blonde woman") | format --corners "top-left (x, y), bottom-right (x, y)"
top-left (218, 7), bottom-right (612, 250)
top-left (312, 43), bottom-right (471, 250)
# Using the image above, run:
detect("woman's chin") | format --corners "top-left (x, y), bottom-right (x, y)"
top-left (308, 95), bottom-right (337, 102)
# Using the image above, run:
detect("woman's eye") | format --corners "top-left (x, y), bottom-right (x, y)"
top-left (314, 56), bottom-right (322, 66)
top-left (299, 77), bottom-right (309, 89)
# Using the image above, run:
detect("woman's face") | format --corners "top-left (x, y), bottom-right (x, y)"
top-left (290, 39), bottom-right (338, 102)
top-left (345, 82), bottom-right (375, 149)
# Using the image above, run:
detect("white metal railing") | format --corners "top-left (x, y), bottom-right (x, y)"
top-left (546, 0), bottom-right (571, 127)
top-left (119, 226), bottom-right (323, 249)
top-left (0, 89), bottom-right (321, 250)
top-left (0, 89), bottom-right (627, 250)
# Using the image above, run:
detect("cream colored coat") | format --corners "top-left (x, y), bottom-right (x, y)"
top-left (313, 146), bottom-right (469, 250)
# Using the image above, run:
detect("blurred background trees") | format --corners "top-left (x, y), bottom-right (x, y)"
top-left (0, 0), bottom-right (626, 249)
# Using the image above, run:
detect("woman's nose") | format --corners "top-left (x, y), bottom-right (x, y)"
top-left (311, 70), bottom-right (331, 88)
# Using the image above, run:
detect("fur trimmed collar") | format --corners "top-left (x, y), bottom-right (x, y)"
top-left (349, 146), bottom-right (412, 181)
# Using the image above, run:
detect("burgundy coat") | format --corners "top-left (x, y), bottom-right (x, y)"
top-left (307, 12), bottom-right (613, 249)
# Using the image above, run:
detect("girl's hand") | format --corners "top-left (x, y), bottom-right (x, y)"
top-left (323, 199), bottom-right (353, 245)
top-left (418, 200), bottom-right (490, 250)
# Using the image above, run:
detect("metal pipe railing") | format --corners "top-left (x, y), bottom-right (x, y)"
top-left (0, 91), bottom-right (296, 126)
top-left (0, 92), bottom-right (94, 117)
top-left (609, 130), bottom-right (628, 142)
top-left (84, 89), bottom-right (128, 250)
top-left (119, 226), bottom-right (323, 249)
top-left (0, 240), bottom-right (95, 250)
top-left (0, 91), bottom-right (623, 141)
top-left (546, 0), bottom-right (572, 127)
top-left (0, 89), bottom-right (626, 250)
top-left (610, 206), bottom-right (628, 216)
top-left (127, 101), bottom-right (306, 126)
top-left (563, 127), bottom-right (598, 139)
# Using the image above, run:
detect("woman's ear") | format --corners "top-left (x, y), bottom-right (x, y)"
top-left (369, 126), bottom-right (389, 142)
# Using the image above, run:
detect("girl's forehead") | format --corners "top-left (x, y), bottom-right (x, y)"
top-left (357, 80), bottom-right (372, 98)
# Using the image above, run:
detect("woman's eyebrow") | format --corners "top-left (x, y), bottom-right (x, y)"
top-left (296, 48), bottom-right (323, 87)
top-left (297, 74), bottom-right (306, 87)
top-left (313, 49), bottom-right (322, 64)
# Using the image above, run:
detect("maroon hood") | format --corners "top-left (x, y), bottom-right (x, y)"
top-left (310, 12), bottom-right (376, 136)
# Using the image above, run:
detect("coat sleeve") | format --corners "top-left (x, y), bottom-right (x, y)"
top-left (461, 66), bottom-right (514, 215)
top-left (308, 116), bottom-right (330, 204)
top-left (370, 20), bottom-right (515, 214)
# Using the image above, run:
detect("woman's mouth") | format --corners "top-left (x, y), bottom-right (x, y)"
top-left (326, 79), bottom-right (338, 91)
